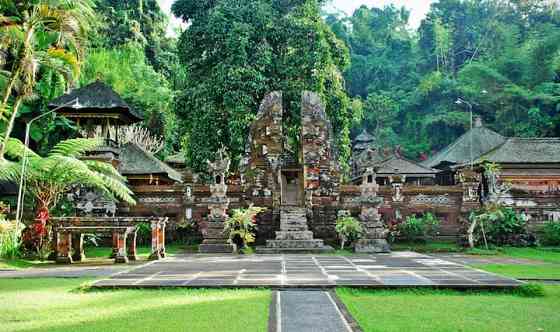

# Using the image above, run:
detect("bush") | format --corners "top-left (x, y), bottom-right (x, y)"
top-left (471, 206), bottom-right (537, 247)
top-left (397, 213), bottom-right (440, 242)
top-left (0, 203), bottom-right (21, 259)
top-left (335, 216), bottom-right (363, 250)
top-left (224, 205), bottom-right (266, 251)
top-left (542, 221), bottom-right (560, 246)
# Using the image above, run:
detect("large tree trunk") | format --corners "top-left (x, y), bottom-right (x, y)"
top-left (0, 96), bottom-right (23, 160)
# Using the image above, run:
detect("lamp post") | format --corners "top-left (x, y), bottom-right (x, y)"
top-left (455, 98), bottom-right (474, 169)
top-left (455, 91), bottom-right (486, 170)
top-left (15, 98), bottom-right (79, 225)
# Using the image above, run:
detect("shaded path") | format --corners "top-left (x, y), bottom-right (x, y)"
top-left (271, 290), bottom-right (355, 332)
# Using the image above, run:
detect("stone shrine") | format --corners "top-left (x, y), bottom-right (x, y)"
top-left (355, 167), bottom-right (391, 253)
top-left (198, 148), bottom-right (236, 253)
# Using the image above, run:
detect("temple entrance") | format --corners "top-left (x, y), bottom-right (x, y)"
top-left (281, 170), bottom-right (303, 206)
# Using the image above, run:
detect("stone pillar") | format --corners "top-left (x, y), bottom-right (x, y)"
top-left (149, 220), bottom-right (162, 260)
top-left (199, 148), bottom-right (236, 253)
top-left (56, 231), bottom-right (73, 264)
top-left (110, 232), bottom-right (118, 258)
top-left (127, 229), bottom-right (138, 261)
top-left (159, 221), bottom-right (166, 258)
top-left (355, 167), bottom-right (391, 253)
top-left (114, 230), bottom-right (128, 264)
top-left (71, 233), bottom-right (85, 262)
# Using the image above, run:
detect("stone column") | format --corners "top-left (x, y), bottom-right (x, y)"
top-left (114, 230), bottom-right (128, 264)
top-left (127, 229), bottom-right (138, 261)
top-left (149, 220), bottom-right (163, 260)
top-left (71, 233), bottom-right (85, 262)
top-left (56, 231), bottom-right (73, 264)
top-left (199, 148), bottom-right (236, 253)
top-left (355, 167), bottom-right (391, 253)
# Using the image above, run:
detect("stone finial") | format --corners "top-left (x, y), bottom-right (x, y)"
top-left (206, 146), bottom-right (230, 185)
top-left (474, 116), bottom-right (483, 128)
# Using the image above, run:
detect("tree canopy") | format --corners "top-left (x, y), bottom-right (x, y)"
top-left (172, 0), bottom-right (353, 173)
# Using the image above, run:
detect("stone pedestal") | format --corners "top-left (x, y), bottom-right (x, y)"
top-left (355, 168), bottom-right (390, 253)
top-left (199, 188), bottom-right (236, 254)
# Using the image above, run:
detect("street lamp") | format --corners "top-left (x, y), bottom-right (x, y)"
top-left (15, 98), bottom-right (79, 225)
top-left (455, 98), bottom-right (474, 170)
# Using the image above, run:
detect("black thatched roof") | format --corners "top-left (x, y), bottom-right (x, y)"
top-left (425, 122), bottom-right (506, 169)
top-left (48, 80), bottom-right (143, 124)
top-left (479, 138), bottom-right (560, 164)
top-left (119, 143), bottom-right (183, 183)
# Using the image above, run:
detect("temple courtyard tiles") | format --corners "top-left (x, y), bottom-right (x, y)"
top-left (91, 252), bottom-right (523, 289)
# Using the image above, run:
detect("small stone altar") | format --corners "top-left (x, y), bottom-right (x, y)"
top-left (199, 148), bottom-right (237, 253)
top-left (355, 167), bottom-right (391, 253)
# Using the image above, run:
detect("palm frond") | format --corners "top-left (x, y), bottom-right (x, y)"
top-left (83, 160), bottom-right (127, 182)
top-left (49, 137), bottom-right (102, 157)
top-left (3, 137), bottom-right (40, 160)
top-left (0, 159), bottom-right (20, 183)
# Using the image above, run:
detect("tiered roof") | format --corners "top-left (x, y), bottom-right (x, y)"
top-left (425, 120), bottom-right (506, 168)
top-left (119, 143), bottom-right (182, 183)
top-left (49, 80), bottom-right (142, 124)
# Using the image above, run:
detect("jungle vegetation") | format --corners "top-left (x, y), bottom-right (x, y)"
top-left (1, 0), bottom-right (559, 173)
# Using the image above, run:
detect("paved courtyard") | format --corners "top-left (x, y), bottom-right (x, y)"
top-left (92, 252), bottom-right (523, 288)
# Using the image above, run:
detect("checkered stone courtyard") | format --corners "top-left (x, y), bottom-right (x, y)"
top-left (92, 252), bottom-right (523, 288)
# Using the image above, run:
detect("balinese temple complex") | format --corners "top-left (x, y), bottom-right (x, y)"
top-left (9, 81), bottom-right (559, 249)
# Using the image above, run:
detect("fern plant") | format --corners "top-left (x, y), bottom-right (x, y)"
top-left (335, 216), bottom-right (364, 250)
top-left (0, 137), bottom-right (136, 221)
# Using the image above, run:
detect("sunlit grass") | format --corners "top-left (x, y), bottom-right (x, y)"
top-left (337, 286), bottom-right (560, 332)
top-left (473, 263), bottom-right (560, 279)
top-left (0, 278), bottom-right (270, 332)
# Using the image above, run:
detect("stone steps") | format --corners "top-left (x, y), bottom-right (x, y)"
top-left (275, 231), bottom-right (314, 241)
top-left (265, 239), bottom-right (326, 249)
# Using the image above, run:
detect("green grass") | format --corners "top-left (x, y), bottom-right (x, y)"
top-left (473, 264), bottom-right (560, 279)
top-left (0, 278), bottom-right (270, 332)
top-left (0, 243), bottom-right (193, 269)
top-left (337, 286), bottom-right (560, 332)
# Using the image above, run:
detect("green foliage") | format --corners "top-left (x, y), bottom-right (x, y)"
top-left (515, 283), bottom-right (546, 298)
top-left (542, 221), bottom-right (560, 246)
top-left (0, 138), bottom-right (135, 214)
top-left (327, 1), bottom-right (560, 159)
top-left (173, 0), bottom-right (352, 173)
top-left (397, 213), bottom-right (440, 242)
top-left (470, 205), bottom-right (536, 247)
top-left (335, 216), bottom-right (363, 250)
top-left (0, 202), bottom-right (21, 259)
top-left (224, 205), bottom-right (266, 249)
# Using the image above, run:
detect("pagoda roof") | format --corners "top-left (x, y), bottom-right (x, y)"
top-left (376, 155), bottom-right (439, 177)
top-left (354, 129), bottom-right (375, 143)
top-left (119, 143), bottom-right (182, 183)
top-left (478, 138), bottom-right (560, 164)
top-left (425, 124), bottom-right (506, 169)
top-left (48, 80), bottom-right (143, 124)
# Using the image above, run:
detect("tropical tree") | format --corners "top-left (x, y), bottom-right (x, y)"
top-left (0, 0), bottom-right (95, 160)
top-left (0, 137), bottom-right (136, 222)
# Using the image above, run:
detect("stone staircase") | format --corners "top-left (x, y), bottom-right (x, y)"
top-left (257, 207), bottom-right (334, 253)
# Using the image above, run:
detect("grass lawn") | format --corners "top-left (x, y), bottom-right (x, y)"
top-left (0, 243), bottom-right (194, 270)
top-left (0, 278), bottom-right (270, 332)
top-left (337, 286), bottom-right (560, 332)
top-left (473, 263), bottom-right (560, 279)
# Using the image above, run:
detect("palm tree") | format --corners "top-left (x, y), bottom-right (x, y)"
top-left (0, 0), bottom-right (95, 160)
top-left (0, 137), bottom-right (135, 223)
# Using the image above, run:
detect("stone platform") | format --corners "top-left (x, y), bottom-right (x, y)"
top-left (91, 252), bottom-right (523, 289)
